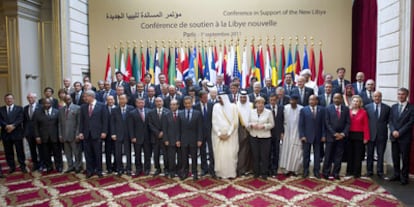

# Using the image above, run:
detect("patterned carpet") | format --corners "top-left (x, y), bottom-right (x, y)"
top-left (0, 152), bottom-right (404, 206)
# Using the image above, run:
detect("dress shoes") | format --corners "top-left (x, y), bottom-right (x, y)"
top-left (86, 173), bottom-right (93, 179)
top-left (0, 173), bottom-right (4, 178)
top-left (386, 175), bottom-right (400, 182)
top-left (8, 168), bottom-right (15, 174)
top-left (193, 175), bottom-right (198, 181)
top-left (302, 172), bottom-right (309, 178)
top-left (200, 171), bottom-right (208, 176)
top-left (97, 173), bottom-right (103, 178)
top-left (144, 170), bottom-right (150, 176)
top-left (57, 168), bottom-right (63, 173)
top-left (261, 175), bottom-right (268, 180)
top-left (314, 173), bottom-right (321, 179)
top-left (65, 168), bottom-right (74, 173)
top-left (21, 168), bottom-right (28, 173)
top-left (334, 175), bottom-right (340, 180)
top-left (400, 180), bottom-right (409, 185)
top-left (153, 169), bottom-right (161, 176)
top-left (75, 168), bottom-right (81, 174)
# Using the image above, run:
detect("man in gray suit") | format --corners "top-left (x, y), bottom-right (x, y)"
top-left (58, 95), bottom-right (81, 173)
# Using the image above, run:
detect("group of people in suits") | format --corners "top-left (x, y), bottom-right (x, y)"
top-left (0, 69), bottom-right (412, 186)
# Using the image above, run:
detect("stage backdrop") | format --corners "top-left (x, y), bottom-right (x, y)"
top-left (89, 0), bottom-right (352, 83)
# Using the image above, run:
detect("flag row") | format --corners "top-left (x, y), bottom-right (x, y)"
top-left (104, 43), bottom-right (326, 88)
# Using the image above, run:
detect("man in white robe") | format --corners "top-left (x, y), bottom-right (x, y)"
top-left (212, 92), bottom-right (239, 178)
top-left (280, 94), bottom-right (303, 175)
top-left (236, 90), bottom-right (253, 175)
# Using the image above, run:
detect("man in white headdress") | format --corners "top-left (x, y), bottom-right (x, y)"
top-left (279, 94), bottom-right (304, 176)
top-left (236, 90), bottom-right (253, 176)
top-left (301, 69), bottom-right (318, 95)
top-left (212, 91), bottom-right (239, 178)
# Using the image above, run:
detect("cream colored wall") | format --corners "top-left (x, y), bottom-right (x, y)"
top-left (89, 0), bottom-right (352, 84)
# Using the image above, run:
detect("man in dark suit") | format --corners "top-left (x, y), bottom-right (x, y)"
top-left (98, 80), bottom-right (116, 104)
top-left (291, 76), bottom-right (314, 106)
top-left (0, 93), bottom-right (26, 174)
top-left (299, 95), bottom-right (326, 178)
top-left (128, 97), bottom-right (152, 175)
top-left (215, 74), bottom-right (229, 94)
top-left (265, 93), bottom-right (284, 176)
top-left (178, 96), bottom-right (203, 180)
top-left (34, 98), bottom-right (62, 173)
top-left (331, 67), bottom-right (350, 94)
top-left (23, 92), bottom-right (42, 171)
top-left (352, 72), bottom-right (365, 95)
top-left (318, 82), bottom-right (334, 107)
top-left (110, 94), bottom-right (134, 176)
top-left (127, 77), bottom-right (138, 97)
top-left (317, 74), bottom-right (333, 95)
top-left (249, 82), bottom-right (268, 104)
top-left (111, 71), bottom-right (130, 96)
top-left (71, 81), bottom-right (85, 105)
top-left (39, 87), bottom-right (59, 109)
top-left (162, 99), bottom-right (181, 178)
top-left (104, 95), bottom-right (116, 174)
top-left (275, 87), bottom-right (290, 106)
top-left (148, 97), bottom-right (170, 176)
top-left (58, 95), bottom-right (82, 173)
top-left (155, 74), bottom-right (167, 97)
top-left (283, 73), bottom-right (297, 96)
top-left (193, 90), bottom-right (215, 177)
top-left (365, 91), bottom-right (390, 178)
top-left (387, 88), bottom-right (414, 185)
top-left (143, 73), bottom-right (155, 92)
top-left (322, 93), bottom-right (350, 180)
top-left (360, 79), bottom-right (375, 106)
top-left (164, 86), bottom-right (183, 109)
top-left (145, 86), bottom-right (156, 109)
top-left (78, 90), bottom-right (109, 178)
top-left (228, 83), bottom-right (240, 103)
top-left (261, 78), bottom-right (276, 97)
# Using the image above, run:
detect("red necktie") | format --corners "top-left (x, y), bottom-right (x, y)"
top-left (88, 104), bottom-right (93, 117)
top-left (336, 106), bottom-right (340, 119)
top-left (173, 112), bottom-right (177, 121)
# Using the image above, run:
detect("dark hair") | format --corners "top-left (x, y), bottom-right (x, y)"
top-left (44, 87), bottom-right (54, 94)
top-left (183, 96), bottom-right (192, 102)
top-left (58, 88), bottom-right (67, 95)
top-left (199, 90), bottom-right (208, 98)
top-left (73, 81), bottom-right (82, 87)
top-left (336, 67), bottom-right (346, 73)
top-left (398, 87), bottom-right (409, 95)
top-left (4, 93), bottom-right (13, 98)
top-left (144, 73), bottom-right (152, 78)
top-left (115, 71), bottom-right (124, 76)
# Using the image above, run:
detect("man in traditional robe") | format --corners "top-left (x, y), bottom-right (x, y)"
top-left (212, 92), bottom-right (239, 178)
top-left (236, 90), bottom-right (253, 176)
top-left (279, 95), bottom-right (303, 176)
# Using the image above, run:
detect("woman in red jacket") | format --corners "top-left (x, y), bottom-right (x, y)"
top-left (346, 95), bottom-right (370, 178)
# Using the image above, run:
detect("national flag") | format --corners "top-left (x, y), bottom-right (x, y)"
top-left (146, 47), bottom-right (150, 72)
top-left (117, 47), bottom-right (122, 72)
top-left (285, 46), bottom-right (294, 82)
top-left (278, 44), bottom-right (285, 85)
top-left (222, 45), bottom-right (229, 84)
top-left (209, 47), bottom-right (217, 83)
top-left (241, 47), bottom-right (249, 88)
top-left (309, 46), bottom-right (316, 81)
top-left (114, 48), bottom-right (119, 76)
top-left (294, 44), bottom-right (301, 78)
top-left (148, 48), bottom-right (154, 83)
top-left (226, 46), bottom-right (235, 84)
top-left (104, 52), bottom-right (112, 82)
top-left (214, 46), bottom-right (220, 75)
top-left (233, 46), bottom-right (242, 83)
top-left (154, 48), bottom-right (161, 84)
top-left (168, 48), bottom-right (176, 85)
top-left (250, 45), bottom-right (256, 84)
top-left (163, 48), bottom-right (169, 83)
top-left (198, 48), bottom-right (204, 81)
top-left (302, 45), bottom-right (309, 71)
top-left (176, 48), bottom-right (184, 81)
top-left (184, 47), bottom-right (197, 83)
top-left (125, 48), bottom-right (132, 81)
top-left (255, 49), bottom-right (262, 86)
top-left (317, 48), bottom-right (325, 86)
top-left (204, 49), bottom-right (210, 81)
top-left (132, 47), bottom-right (139, 80)
top-left (271, 44), bottom-right (278, 86)
top-left (264, 45), bottom-right (272, 82)
top-left (119, 48), bottom-right (126, 77)
top-left (259, 46), bottom-right (265, 86)
top-left (140, 47), bottom-right (146, 82)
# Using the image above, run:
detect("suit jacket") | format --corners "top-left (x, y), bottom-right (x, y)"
top-left (144, 83), bottom-right (155, 92)
top-left (23, 103), bottom-right (42, 137)
top-left (145, 96), bottom-right (156, 109)
top-left (389, 103), bottom-right (414, 143)
top-left (283, 84), bottom-right (297, 96)
top-left (110, 105), bottom-right (134, 142)
top-left (179, 109), bottom-right (202, 146)
top-left (299, 106), bottom-right (326, 143)
top-left (38, 98), bottom-right (59, 109)
top-left (162, 111), bottom-right (181, 146)
top-left (98, 89), bottom-right (116, 103)
top-left (79, 101), bottom-right (109, 139)
top-left (325, 104), bottom-right (351, 142)
top-left (193, 101), bottom-right (214, 139)
top-left (71, 91), bottom-right (85, 105)
top-left (155, 84), bottom-right (162, 97)
top-left (360, 90), bottom-right (374, 106)
top-left (216, 84), bottom-right (229, 94)
top-left (148, 107), bottom-right (170, 143)
top-left (127, 107), bottom-right (151, 145)
top-left (352, 82), bottom-right (365, 95)
top-left (0, 105), bottom-right (24, 141)
top-left (34, 108), bottom-right (59, 143)
top-left (58, 104), bottom-right (80, 142)
top-left (248, 92), bottom-right (268, 104)
top-left (318, 93), bottom-right (333, 107)
top-left (111, 81), bottom-right (131, 96)
top-left (163, 95), bottom-right (183, 109)
top-left (332, 79), bottom-right (350, 93)
top-left (365, 102), bottom-right (390, 142)
top-left (278, 95), bottom-right (290, 106)
top-left (291, 87), bottom-right (314, 106)
top-left (261, 87), bottom-right (276, 97)
top-left (265, 104), bottom-right (284, 139)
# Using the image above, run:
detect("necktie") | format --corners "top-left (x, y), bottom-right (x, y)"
top-left (122, 108), bottom-right (126, 120)
top-left (29, 104), bottom-right (33, 119)
top-left (103, 91), bottom-right (108, 101)
top-left (339, 80), bottom-right (343, 93)
top-left (398, 104), bottom-right (403, 116)
top-left (76, 93), bottom-right (80, 104)
top-left (312, 106), bottom-right (316, 118)
top-left (140, 109), bottom-right (145, 121)
top-left (375, 104), bottom-right (379, 118)
top-left (158, 109), bottom-right (162, 119)
top-left (369, 91), bottom-right (372, 100)
top-left (203, 104), bottom-right (207, 119)
top-left (233, 94), bottom-right (236, 102)
top-left (7, 106), bottom-right (11, 115)
top-left (359, 83), bottom-right (362, 93)
top-left (325, 95), bottom-right (329, 106)
top-left (287, 85), bottom-right (291, 93)
top-left (132, 87), bottom-right (136, 94)
top-left (88, 104), bottom-right (93, 117)
top-left (187, 110), bottom-right (190, 121)
top-left (272, 107), bottom-right (276, 118)
top-left (300, 89), bottom-right (304, 103)
top-left (65, 107), bottom-right (69, 119)
top-left (336, 106), bottom-right (341, 119)
top-left (173, 112), bottom-right (177, 121)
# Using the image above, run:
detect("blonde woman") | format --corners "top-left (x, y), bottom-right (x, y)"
top-left (247, 97), bottom-right (274, 179)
